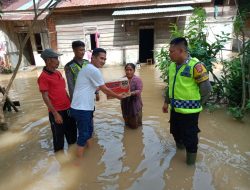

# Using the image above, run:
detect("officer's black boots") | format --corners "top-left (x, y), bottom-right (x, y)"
top-left (186, 152), bottom-right (197, 165)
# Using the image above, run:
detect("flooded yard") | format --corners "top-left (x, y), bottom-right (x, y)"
top-left (0, 65), bottom-right (249, 190)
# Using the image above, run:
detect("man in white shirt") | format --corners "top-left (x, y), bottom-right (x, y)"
top-left (70, 48), bottom-right (123, 158)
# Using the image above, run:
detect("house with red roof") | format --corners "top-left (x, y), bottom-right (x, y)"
top-left (0, 0), bottom-right (236, 68)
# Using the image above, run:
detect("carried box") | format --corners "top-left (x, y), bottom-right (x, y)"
top-left (105, 78), bottom-right (130, 99)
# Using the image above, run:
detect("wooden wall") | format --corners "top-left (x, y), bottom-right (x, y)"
top-left (0, 21), bottom-right (48, 68)
top-left (54, 10), bottom-right (175, 65)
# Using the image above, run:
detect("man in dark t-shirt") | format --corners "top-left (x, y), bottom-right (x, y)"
top-left (38, 48), bottom-right (77, 152)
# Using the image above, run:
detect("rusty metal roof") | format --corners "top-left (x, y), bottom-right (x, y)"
top-left (1, 0), bottom-right (55, 20)
top-left (0, 0), bottom-right (152, 20)
top-left (57, 0), bottom-right (152, 8)
top-left (0, 0), bottom-right (193, 20)
top-left (2, 0), bottom-right (53, 11)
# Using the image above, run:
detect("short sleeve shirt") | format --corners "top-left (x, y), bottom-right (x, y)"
top-left (37, 68), bottom-right (70, 111)
top-left (71, 64), bottom-right (105, 111)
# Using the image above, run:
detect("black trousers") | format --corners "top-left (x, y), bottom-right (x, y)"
top-left (49, 109), bottom-right (77, 152)
top-left (170, 110), bottom-right (200, 153)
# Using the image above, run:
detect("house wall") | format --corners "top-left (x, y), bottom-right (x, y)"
top-left (0, 20), bottom-right (50, 68)
top-left (0, 21), bottom-right (20, 69)
top-left (54, 10), bottom-right (175, 66)
top-left (1, 0), bottom-right (238, 68)
top-left (0, 28), bottom-right (8, 68)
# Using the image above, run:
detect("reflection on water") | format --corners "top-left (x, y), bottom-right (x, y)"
top-left (0, 65), bottom-right (250, 190)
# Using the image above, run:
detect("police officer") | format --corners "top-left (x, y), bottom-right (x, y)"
top-left (162, 37), bottom-right (211, 165)
top-left (64, 41), bottom-right (89, 100)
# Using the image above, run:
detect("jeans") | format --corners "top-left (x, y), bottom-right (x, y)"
top-left (70, 108), bottom-right (93, 147)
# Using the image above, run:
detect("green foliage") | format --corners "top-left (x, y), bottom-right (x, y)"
top-left (169, 23), bottom-right (183, 38)
top-left (156, 7), bottom-right (229, 85)
top-left (246, 100), bottom-right (250, 110)
top-left (156, 6), bottom-right (250, 120)
top-left (212, 54), bottom-right (250, 120)
top-left (0, 65), bottom-right (12, 74)
top-left (241, 40), bottom-right (250, 63)
top-left (238, 0), bottom-right (250, 11)
top-left (184, 7), bottom-right (206, 38)
top-left (155, 7), bottom-right (250, 120)
top-left (232, 4), bottom-right (250, 120)
top-left (206, 103), bottom-right (221, 113)
top-left (168, 8), bottom-right (230, 73)
top-left (220, 58), bottom-right (242, 106)
top-left (155, 46), bottom-right (171, 83)
top-left (219, 54), bottom-right (250, 120)
top-left (227, 107), bottom-right (244, 120)
top-left (233, 11), bottom-right (247, 35)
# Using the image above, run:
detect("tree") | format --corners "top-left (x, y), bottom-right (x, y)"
top-left (156, 6), bottom-right (250, 120)
top-left (0, 0), bottom-right (2, 16)
top-left (0, 0), bottom-right (63, 130)
top-left (156, 8), bottom-right (229, 91)
top-left (227, 0), bottom-right (250, 119)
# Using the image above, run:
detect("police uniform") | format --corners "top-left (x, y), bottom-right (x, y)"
top-left (64, 59), bottom-right (88, 100)
top-left (165, 56), bottom-right (210, 164)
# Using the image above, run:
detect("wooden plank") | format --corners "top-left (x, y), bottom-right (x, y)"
top-left (59, 41), bottom-right (136, 47)
top-left (99, 36), bottom-right (138, 42)
top-left (56, 20), bottom-right (115, 27)
top-left (156, 35), bottom-right (171, 40)
top-left (57, 35), bottom-right (85, 41)
top-left (57, 31), bottom-right (85, 36)
top-left (101, 33), bottom-right (137, 38)
top-left (100, 40), bottom-right (138, 46)
top-left (56, 27), bottom-right (83, 32)
top-left (56, 26), bottom-right (124, 34)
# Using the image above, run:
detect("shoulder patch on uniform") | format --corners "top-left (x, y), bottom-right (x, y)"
top-left (194, 63), bottom-right (203, 73)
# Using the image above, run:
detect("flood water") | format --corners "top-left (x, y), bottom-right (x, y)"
top-left (0, 65), bottom-right (249, 190)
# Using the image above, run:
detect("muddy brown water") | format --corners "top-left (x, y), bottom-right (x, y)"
top-left (0, 65), bottom-right (249, 190)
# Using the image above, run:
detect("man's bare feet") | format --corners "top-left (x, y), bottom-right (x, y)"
top-left (86, 138), bottom-right (94, 148)
top-left (76, 145), bottom-right (85, 157)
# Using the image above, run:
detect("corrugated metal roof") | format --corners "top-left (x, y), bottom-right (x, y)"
top-left (16, 0), bottom-right (39, 11)
top-left (1, 12), bottom-right (48, 20)
top-left (112, 6), bottom-right (194, 16)
top-left (2, 0), bottom-right (55, 11)
top-left (39, 0), bottom-right (57, 9)
top-left (57, 0), bottom-right (151, 8)
top-left (1, 0), bottom-right (55, 20)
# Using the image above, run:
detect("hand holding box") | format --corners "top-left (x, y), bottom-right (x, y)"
top-left (105, 78), bottom-right (130, 99)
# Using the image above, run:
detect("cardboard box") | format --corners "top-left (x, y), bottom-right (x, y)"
top-left (105, 78), bottom-right (130, 99)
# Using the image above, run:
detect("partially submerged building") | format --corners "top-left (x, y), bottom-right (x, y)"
top-left (0, 0), bottom-right (237, 68)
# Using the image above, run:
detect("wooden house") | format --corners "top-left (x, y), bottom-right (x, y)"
top-left (0, 0), bottom-right (237, 68)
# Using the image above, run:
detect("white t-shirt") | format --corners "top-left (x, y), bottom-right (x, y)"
top-left (71, 64), bottom-right (104, 111)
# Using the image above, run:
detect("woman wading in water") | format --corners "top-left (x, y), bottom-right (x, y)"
top-left (121, 63), bottom-right (143, 129)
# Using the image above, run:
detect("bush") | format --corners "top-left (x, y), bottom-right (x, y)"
top-left (0, 66), bottom-right (12, 74)
top-left (220, 58), bottom-right (242, 106)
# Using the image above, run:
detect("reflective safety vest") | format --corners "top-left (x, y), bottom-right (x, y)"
top-left (169, 57), bottom-right (202, 114)
top-left (69, 59), bottom-right (88, 83)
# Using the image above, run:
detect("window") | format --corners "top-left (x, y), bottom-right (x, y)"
top-left (84, 27), bottom-right (99, 50)
top-left (34, 33), bottom-right (43, 54)
top-left (214, 0), bottom-right (224, 5)
top-left (90, 34), bottom-right (97, 50)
